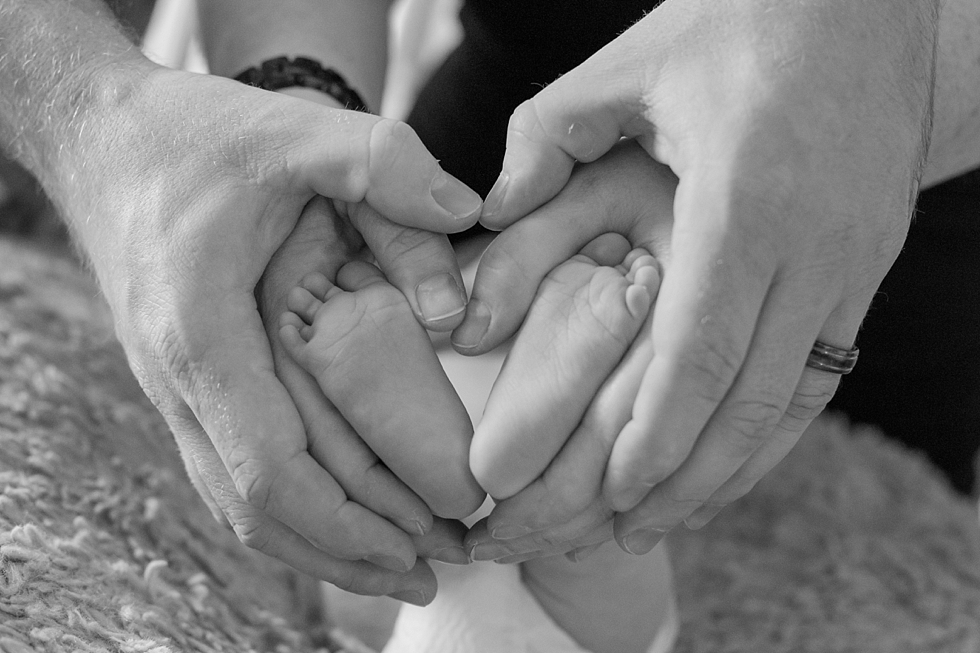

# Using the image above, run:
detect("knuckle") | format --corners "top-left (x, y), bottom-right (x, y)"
top-left (480, 238), bottom-right (533, 283)
top-left (366, 118), bottom-right (419, 183)
top-left (722, 396), bottom-right (785, 457)
top-left (233, 517), bottom-right (276, 555)
top-left (507, 98), bottom-right (547, 143)
top-left (374, 224), bottom-right (435, 264)
top-left (229, 457), bottom-right (275, 513)
top-left (678, 334), bottom-right (744, 405)
top-left (782, 375), bottom-right (840, 432)
top-left (329, 572), bottom-right (358, 596)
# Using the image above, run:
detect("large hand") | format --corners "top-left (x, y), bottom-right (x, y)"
top-left (72, 65), bottom-right (482, 602)
top-left (456, 0), bottom-right (938, 554)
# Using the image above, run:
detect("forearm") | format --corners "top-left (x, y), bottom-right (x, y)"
top-left (198, 0), bottom-right (392, 112)
top-left (921, 0), bottom-right (980, 188)
top-left (0, 0), bottom-right (149, 194)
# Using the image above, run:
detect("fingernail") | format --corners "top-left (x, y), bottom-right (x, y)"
top-left (490, 524), bottom-right (531, 540)
top-left (413, 509), bottom-right (433, 536)
top-left (416, 273), bottom-right (465, 323)
top-left (482, 172), bottom-right (509, 221)
top-left (451, 299), bottom-right (491, 350)
top-left (431, 171), bottom-right (483, 220)
top-left (469, 543), bottom-right (507, 562)
top-left (365, 554), bottom-right (412, 573)
top-left (389, 589), bottom-right (429, 607)
top-left (621, 528), bottom-right (667, 556)
top-left (428, 546), bottom-right (471, 566)
top-left (684, 504), bottom-right (724, 531)
top-left (410, 519), bottom-right (429, 538)
top-left (566, 543), bottom-right (602, 563)
top-left (566, 122), bottom-right (596, 159)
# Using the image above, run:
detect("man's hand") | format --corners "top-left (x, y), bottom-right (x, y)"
top-left (59, 65), bottom-right (482, 601)
top-left (455, 0), bottom-right (938, 554)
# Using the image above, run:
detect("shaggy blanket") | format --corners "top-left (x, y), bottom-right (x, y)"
top-left (1, 237), bottom-right (978, 652)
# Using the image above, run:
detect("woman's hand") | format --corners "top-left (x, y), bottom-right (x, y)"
top-left (456, 0), bottom-right (938, 555)
top-left (462, 143), bottom-right (675, 562)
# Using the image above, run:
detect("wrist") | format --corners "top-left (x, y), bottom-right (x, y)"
top-left (235, 56), bottom-right (370, 112)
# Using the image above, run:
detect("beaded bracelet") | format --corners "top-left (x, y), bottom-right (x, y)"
top-left (234, 56), bottom-right (370, 113)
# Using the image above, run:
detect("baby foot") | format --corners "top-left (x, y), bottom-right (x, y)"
top-left (280, 261), bottom-right (486, 520)
top-left (470, 247), bottom-right (660, 500)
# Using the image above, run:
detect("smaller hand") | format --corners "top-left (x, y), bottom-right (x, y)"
top-left (462, 142), bottom-right (675, 560)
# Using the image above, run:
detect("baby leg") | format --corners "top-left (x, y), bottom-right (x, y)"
top-left (383, 544), bottom-right (676, 653)
top-left (522, 543), bottom-right (677, 653)
top-left (470, 246), bottom-right (661, 500)
top-left (280, 261), bottom-right (485, 519)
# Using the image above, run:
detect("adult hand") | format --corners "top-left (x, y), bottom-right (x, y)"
top-left (456, 0), bottom-right (938, 555)
top-left (68, 64), bottom-right (482, 601)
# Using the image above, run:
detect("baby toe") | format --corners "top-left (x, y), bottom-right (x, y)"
top-left (286, 286), bottom-right (323, 324)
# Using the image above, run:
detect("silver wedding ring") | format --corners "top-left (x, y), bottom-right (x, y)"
top-left (806, 340), bottom-right (859, 375)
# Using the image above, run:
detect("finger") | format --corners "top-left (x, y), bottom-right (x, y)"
top-left (348, 203), bottom-right (468, 331)
top-left (601, 172), bottom-right (779, 512)
top-left (280, 105), bottom-right (483, 230)
top-left (610, 281), bottom-right (865, 553)
top-left (479, 32), bottom-right (655, 228)
top-left (174, 432), bottom-right (231, 529)
top-left (299, 375), bottom-right (434, 538)
top-left (171, 298), bottom-right (419, 571)
top-left (565, 543), bottom-right (603, 563)
top-left (682, 365), bottom-right (842, 530)
top-left (485, 329), bottom-right (655, 538)
top-left (413, 517), bottom-right (471, 566)
top-left (455, 145), bottom-right (674, 353)
top-left (466, 517), bottom-right (612, 563)
top-left (469, 505), bottom-right (610, 560)
top-left (164, 402), bottom-right (434, 597)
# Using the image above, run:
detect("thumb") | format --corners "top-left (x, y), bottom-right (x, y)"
top-left (289, 109), bottom-right (484, 234)
top-left (480, 32), bottom-right (657, 229)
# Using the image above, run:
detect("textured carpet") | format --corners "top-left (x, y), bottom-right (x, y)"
top-left (0, 236), bottom-right (978, 652)
top-left (0, 238), bottom-right (331, 652)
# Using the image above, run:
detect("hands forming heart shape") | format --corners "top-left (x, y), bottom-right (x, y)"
top-left (261, 141), bottom-right (678, 595)
top-left (17, 0), bottom-right (959, 609)
top-left (253, 138), bottom-right (672, 584)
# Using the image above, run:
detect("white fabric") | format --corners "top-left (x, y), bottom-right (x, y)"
top-left (383, 556), bottom-right (678, 653)
top-left (384, 562), bottom-right (589, 653)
